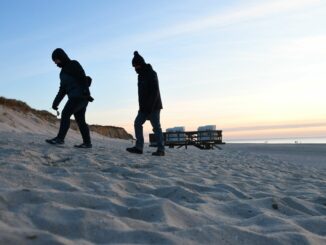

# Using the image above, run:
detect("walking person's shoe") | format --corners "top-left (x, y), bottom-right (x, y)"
top-left (45, 137), bottom-right (64, 145)
top-left (152, 150), bottom-right (165, 156)
top-left (126, 147), bottom-right (143, 154)
top-left (74, 143), bottom-right (92, 149)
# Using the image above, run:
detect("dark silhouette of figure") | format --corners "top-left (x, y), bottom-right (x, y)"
top-left (126, 51), bottom-right (165, 156)
top-left (46, 48), bottom-right (93, 148)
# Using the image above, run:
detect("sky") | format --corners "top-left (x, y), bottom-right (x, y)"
top-left (1, 0), bottom-right (326, 142)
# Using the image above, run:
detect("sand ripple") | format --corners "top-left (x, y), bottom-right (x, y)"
top-left (0, 132), bottom-right (325, 244)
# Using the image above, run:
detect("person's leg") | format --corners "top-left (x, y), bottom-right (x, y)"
top-left (56, 100), bottom-right (76, 141)
top-left (134, 111), bottom-right (147, 150)
top-left (149, 110), bottom-right (165, 152)
top-left (74, 103), bottom-right (91, 144)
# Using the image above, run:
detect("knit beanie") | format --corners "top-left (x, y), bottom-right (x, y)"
top-left (132, 51), bottom-right (146, 66)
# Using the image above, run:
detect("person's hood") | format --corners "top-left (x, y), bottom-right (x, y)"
top-left (52, 48), bottom-right (71, 67)
top-left (145, 64), bottom-right (153, 71)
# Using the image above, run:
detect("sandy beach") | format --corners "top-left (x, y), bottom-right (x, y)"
top-left (0, 106), bottom-right (325, 244)
top-left (0, 130), bottom-right (325, 244)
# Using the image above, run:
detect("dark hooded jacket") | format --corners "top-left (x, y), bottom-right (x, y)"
top-left (52, 48), bottom-right (92, 109)
top-left (137, 64), bottom-right (163, 114)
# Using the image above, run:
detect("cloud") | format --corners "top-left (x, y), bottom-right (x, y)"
top-left (75, 0), bottom-right (323, 62)
top-left (137, 0), bottom-right (322, 42)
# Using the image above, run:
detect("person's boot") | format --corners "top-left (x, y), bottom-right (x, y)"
top-left (126, 146), bottom-right (143, 154)
top-left (74, 143), bottom-right (92, 148)
top-left (45, 137), bottom-right (64, 145)
top-left (152, 150), bottom-right (165, 156)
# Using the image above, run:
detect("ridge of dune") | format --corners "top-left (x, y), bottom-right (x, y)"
top-left (0, 96), bottom-right (133, 140)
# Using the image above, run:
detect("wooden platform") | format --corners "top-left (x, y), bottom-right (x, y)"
top-left (149, 130), bottom-right (225, 150)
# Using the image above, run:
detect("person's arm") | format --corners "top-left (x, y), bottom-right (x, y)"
top-left (146, 74), bottom-right (160, 113)
top-left (52, 84), bottom-right (66, 110)
top-left (69, 61), bottom-right (87, 85)
top-left (69, 61), bottom-right (93, 98)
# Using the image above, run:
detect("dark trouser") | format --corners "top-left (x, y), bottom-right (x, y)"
top-left (134, 110), bottom-right (165, 152)
top-left (57, 99), bottom-right (91, 144)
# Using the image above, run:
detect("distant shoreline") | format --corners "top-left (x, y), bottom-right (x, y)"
top-left (227, 142), bottom-right (326, 145)
top-left (227, 137), bottom-right (326, 144)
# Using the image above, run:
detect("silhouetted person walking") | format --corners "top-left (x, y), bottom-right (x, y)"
top-left (127, 51), bottom-right (165, 156)
top-left (46, 48), bottom-right (93, 148)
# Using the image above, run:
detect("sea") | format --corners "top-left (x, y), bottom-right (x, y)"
top-left (227, 137), bottom-right (326, 144)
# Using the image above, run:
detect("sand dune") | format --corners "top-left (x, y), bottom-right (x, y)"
top-left (0, 106), bottom-right (326, 244)
top-left (0, 98), bottom-right (132, 140)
